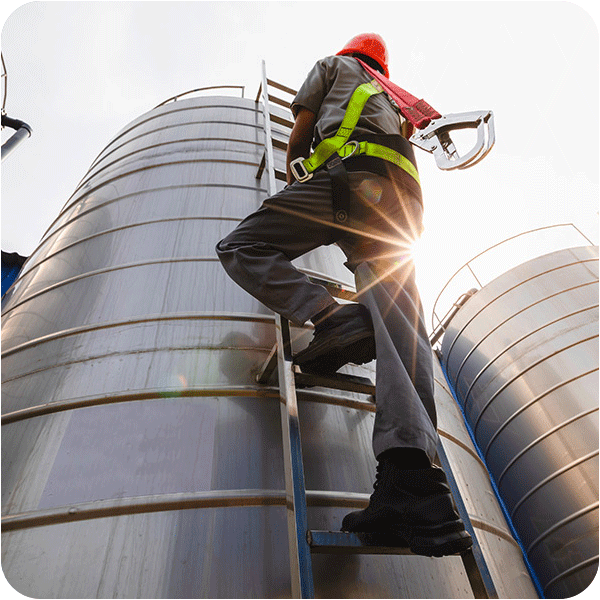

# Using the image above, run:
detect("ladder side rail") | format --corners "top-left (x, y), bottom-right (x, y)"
top-left (275, 315), bottom-right (315, 598)
top-left (436, 439), bottom-right (499, 598)
top-left (259, 62), bottom-right (314, 598)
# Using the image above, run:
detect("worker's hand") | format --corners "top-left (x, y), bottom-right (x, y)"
top-left (286, 107), bottom-right (317, 184)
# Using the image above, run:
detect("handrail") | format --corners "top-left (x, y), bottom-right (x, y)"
top-left (1, 53), bottom-right (7, 115)
top-left (154, 85), bottom-right (245, 108)
top-left (430, 223), bottom-right (596, 337)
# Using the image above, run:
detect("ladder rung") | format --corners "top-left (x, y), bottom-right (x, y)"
top-left (268, 93), bottom-right (292, 109)
top-left (272, 138), bottom-right (288, 151)
top-left (257, 343), bottom-right (376, 395)
top-left (308, 530), bottom-right (413, 555)
top-left (309, 531), bottom-right (494, 598)
top-left (270, 113), bottom-right (294, 129)
top-left (267, 78), bottom-right (298, 96)
top-left (295, 371), bottom-right (375, 396)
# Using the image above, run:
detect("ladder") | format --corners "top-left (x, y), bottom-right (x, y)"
top-left (255, 62), bottom-right (499, 599)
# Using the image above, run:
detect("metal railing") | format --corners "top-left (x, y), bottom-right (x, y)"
top-left (153, 85), bottom-right (245, 108)
top-left (430, 223), bottom-right (596, 345)
top-left (1, 53), bottom-right (7, 115)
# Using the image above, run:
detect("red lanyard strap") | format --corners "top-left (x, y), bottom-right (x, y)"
top-left (356, 58), bottom-right (495, 170)
top-left (356, 59), bottom-right (442, 133)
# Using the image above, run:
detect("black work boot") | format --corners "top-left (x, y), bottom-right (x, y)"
top-left (294, 303), bottom-right (376, 375)
top-left (341, 458), bottom-right (473, 557)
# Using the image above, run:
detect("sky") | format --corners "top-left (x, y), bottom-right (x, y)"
top-left (1, 0), bottom-right (598, 326)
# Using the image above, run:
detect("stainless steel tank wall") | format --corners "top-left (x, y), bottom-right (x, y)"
top-left (2, 95), bottom-right (537, 598)
top-left (441, 245), bottom-right (599, 598)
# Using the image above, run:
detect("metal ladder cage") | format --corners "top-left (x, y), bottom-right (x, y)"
top-left (255, 61), bottom-right (498, 599)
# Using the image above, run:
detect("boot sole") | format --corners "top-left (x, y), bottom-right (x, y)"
top-left (340, 526), bottom-right (473, 557)
top-left (342, 512), bottom-right (473, 557)
top-left (295, 330), bottom-right (375, 374)
top-left (410, 530), bottom-right (473, 557)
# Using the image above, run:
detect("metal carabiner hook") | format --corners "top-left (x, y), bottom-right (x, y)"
top-left (409, 110), bottom-right (495, 170)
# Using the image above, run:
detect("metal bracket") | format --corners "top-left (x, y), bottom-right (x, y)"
top-left (409, 110), bottom-right (495, 170)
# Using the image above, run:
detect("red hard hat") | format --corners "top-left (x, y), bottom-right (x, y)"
top-left (336, 33), bottom-right (389, 78)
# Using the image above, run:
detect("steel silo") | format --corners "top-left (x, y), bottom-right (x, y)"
top-left (441, 245), bottom-right (599, 598)
top-left (2, 88), bottom-right (537, 598)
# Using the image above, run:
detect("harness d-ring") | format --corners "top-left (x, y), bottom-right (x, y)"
top-left (340, 140), bottom-right (359, 160)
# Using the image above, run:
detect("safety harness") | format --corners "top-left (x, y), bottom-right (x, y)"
top-left (289, 61), bottom-right (439, 225)
top-left (290, 79), bottom-right (422, 186)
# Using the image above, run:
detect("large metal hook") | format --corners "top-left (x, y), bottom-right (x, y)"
top-left (409, 110), bottom-right (495, 170)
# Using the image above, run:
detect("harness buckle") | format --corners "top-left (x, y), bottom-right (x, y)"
top-left (409, 110), bottom-right (495, 170)
top-left (290, 157), bottom-right (313, 182)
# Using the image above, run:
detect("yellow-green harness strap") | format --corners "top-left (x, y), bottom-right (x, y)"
top-left (302, 81), bottom-right (382, 172)
top-left (338, 140), bottom-right (420, 185)
top-left (294, 79), bottom-right (420, 186)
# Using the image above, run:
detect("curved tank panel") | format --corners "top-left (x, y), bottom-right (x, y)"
top-left (2, 95), bottom-right (536, 598)
top-left (441, 245), bottom-right (599, 598)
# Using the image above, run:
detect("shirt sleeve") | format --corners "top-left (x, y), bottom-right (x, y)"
top-left (290, 59), bottom-right (329, 118)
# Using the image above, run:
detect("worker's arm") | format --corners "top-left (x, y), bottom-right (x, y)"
top-left (286, 107), bottom-right (317, 184)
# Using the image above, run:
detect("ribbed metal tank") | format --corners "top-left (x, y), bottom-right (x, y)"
top-left (441, 245), bottom-right (599, 598)
top-left (2, 93), bottom-right (537, 598)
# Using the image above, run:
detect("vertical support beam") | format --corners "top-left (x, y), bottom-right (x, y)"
top-left (436, 439), bottom-right (498, 598)
top-left (260, 60), bottom-right (278, 195)
top-left (276, 315), bottom-right (315, 598)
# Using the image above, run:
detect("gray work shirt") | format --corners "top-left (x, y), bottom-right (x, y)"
top-left (291, 55), bottom-right (408, 147)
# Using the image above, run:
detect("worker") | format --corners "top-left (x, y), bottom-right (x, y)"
top-left (216, 33), bottom-right (472, 557)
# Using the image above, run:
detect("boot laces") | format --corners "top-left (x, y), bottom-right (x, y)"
top-left (373, 462), bottom-right (383, 490)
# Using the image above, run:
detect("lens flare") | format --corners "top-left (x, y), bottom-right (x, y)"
top-left (357, 179), bottom-right (383, 204)
top-left (272, 178), bottom-right (424, 350)
top-left (409, 235), bottom-right (423, 264)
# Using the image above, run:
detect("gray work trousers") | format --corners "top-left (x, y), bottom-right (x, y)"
top-left (216, 169), bottom-right (438, 461)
